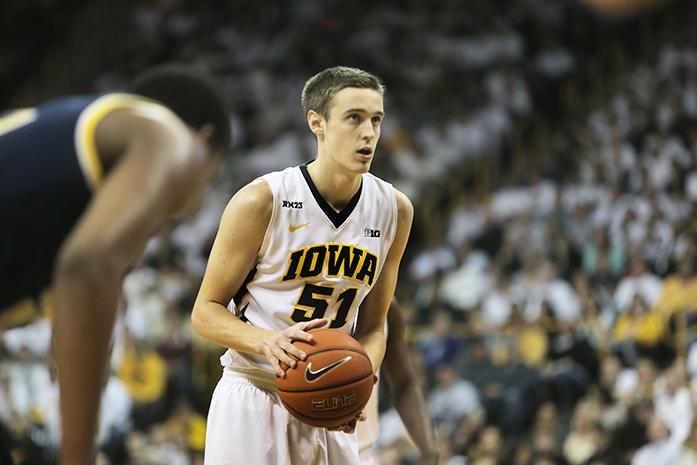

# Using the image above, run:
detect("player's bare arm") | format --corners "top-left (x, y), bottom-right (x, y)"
top-left (384, 300), bottom-right (438, 465)
top-left (191, 180), bottom-right (327, 377)
top-left (328, 189), bottom-right (413, 434)
top-left (353, 189), bottom-right (413, 372)
top-left (53, 104), bottom-right (213, 465)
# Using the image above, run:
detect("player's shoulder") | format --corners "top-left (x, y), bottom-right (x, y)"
top-left (363, 172), bottom-right (411, 211)
top-left (94, 93), bottom-right (193, 162)
top-left (47, 92), bottom-right (169, 122)
top-left (260, 164), bottom-right (302, 184)
top-left (2, 94), bottom-right (102, 132)
top-left (394, 188), bottom-right (413, 223)
top-left (225, 178), bottom-right (274, 217)
top-left (244, 177), bottom-right (274, 202)
top-left (94, 92), bottom-right (185, 133)
top-left (37, 94), bottom-right (101, 113)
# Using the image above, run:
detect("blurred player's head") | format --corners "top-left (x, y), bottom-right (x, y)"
top-left (302, 66), bottom-right (385, 174)
top-left (131, 63), bottom-right (231, 156)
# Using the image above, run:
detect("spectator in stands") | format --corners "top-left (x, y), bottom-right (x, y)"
top-left (419, 310), bottom-right (465, 372)
top-left (116, 330), bottom-right (168, 428)
top-left (613, 254), bottom-right (663, 314)
top-left (427, 363), bottom-right (481, 432)
top-left (612, 295), bottom-right (666, 363)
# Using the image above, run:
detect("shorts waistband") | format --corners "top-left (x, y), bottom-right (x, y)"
top-left (224, 365), bottom-right (277, 393)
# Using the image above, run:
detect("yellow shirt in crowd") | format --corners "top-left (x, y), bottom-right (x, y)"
top-left (612, 312), bottom-right (665, 346)
top-left (117, 347), bottom-right (168, 403)
top-left (653, 276), bottom-right (697, 315)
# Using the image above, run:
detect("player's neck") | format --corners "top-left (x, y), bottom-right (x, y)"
top-left (307, 158), bottom-right (362, 212)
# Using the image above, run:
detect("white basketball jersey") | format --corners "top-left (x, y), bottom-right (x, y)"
top-left (221, 164), bottom-right (398, 370)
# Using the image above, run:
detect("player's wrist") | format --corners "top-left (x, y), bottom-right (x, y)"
top-left (251, 327), bottom-right (276, 356)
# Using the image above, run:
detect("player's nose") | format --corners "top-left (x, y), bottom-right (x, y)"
top-left (360, 120), bottom-right (376, 141)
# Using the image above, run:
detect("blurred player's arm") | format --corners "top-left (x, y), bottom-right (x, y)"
top-left (354, 190), bottom-right (413, 372)
top-left (191, 180), bottom-right (326, 377)
top-left (53, 105), bottom-right (213, 465)
top-left (384, 300), bottom-right (438, 465)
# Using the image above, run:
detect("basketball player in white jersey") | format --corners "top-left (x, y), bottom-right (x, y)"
top-left (357, 299), bottom-right (438, 465)
top-left (191, 66), bottom-right (413, 465)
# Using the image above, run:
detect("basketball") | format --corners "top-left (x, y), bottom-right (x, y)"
top-left (276, 329), bottom-right (375, 428)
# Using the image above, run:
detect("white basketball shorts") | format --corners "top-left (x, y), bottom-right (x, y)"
top-left (204, 367), bottom-right (360, 465)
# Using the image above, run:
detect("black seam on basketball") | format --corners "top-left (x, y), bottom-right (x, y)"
top-left (277, 372), bottom-right (374, 393)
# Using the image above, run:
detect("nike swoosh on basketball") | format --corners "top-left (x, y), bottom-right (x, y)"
top-left (289, 223), bottom-right (309, 232)
top-left (305, 356), bottom-right (352, 382)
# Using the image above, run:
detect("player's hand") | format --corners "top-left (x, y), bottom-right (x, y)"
top-left (325, 373), bottom-right (379, 432)
top-left (262, 318), bottom-right (328, 377)
top-left (327, 410), bottom-right (366, 434)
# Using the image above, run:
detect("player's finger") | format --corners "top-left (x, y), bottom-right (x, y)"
top-left (272, 346), bottom-right (297, 369)
top-left (327, 422), bottom-right (351, 433)
top-left (266, 351), bottom-right (285, 378)
top-left (290, 319), bottom-right (328, 343)
top-left (302, 318), bottom-right (329, 333)
top-left (280, 340), bottom-right (307, 360)
top-left (289, 329), bottom-right (315, 343)
top-left (342, 418), bottom-right (358, 433)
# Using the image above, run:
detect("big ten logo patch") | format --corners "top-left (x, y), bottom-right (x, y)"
top-left (364, 228), bottom-right (381, 238)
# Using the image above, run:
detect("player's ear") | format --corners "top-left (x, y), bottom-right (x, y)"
top-left (198, 123), bottom-right (215, 142)
top-left (307, 110), bottom-right (324, 139)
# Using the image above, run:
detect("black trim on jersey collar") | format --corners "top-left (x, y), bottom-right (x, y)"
top-left (300, 163), bottom-right (362, 229)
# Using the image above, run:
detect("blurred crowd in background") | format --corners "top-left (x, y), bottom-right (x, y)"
top-left (3, 0), bottom-right (697, 464)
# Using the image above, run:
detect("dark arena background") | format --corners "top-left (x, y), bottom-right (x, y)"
top-left (2, 0), bottom-right (697, 464)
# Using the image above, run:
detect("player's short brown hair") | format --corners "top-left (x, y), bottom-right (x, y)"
top-left (301, 66), bottom-right (384, 119)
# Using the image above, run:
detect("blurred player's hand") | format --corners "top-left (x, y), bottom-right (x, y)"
top-left (262, 318), bottom-right (328, 377)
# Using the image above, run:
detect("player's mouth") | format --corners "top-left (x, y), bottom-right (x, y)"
top-left (356, 147), bottom-right (373, 160)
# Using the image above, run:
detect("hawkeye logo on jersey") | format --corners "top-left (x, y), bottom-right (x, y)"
top-left (282, 244), bottom-right (378, 286)
top-left (282, 200), bottom-right (303, 209)
top-left (364, 228), bottom-right (381, 238)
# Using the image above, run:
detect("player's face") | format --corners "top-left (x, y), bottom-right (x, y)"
top-left (322, 87), bottom-right (384, 174)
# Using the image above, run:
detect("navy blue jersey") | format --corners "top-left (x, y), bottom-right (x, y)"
top-left (0, 93), bottom-right (147, 310)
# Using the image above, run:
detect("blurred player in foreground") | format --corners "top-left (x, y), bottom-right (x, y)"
top-left (357, 299), bottom-right (438, 465)
top-left (0, 64), bottom-right (230, 465)
top-left (192, 66), bottom-right (413, 464)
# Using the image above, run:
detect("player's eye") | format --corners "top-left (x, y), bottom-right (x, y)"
top-left (371, 116), bottom-right (382, 125)
top-left (348, 114), bottom-right (361, 123)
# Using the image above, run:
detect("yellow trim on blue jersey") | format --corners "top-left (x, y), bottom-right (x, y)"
top-left (0, 108), bottom-right (38, 137)
top-left (74, 93), bottom-right (148, 190)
